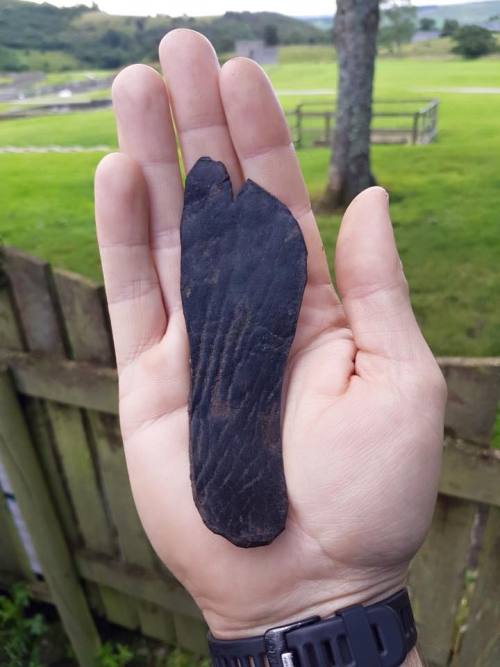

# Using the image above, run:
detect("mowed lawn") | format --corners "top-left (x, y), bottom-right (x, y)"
top-left (1, 57), bottom-right (500, 357)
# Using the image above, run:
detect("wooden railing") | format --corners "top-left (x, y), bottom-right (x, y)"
top-left (286, 99), bottom-right (439, 148)
top-left (0, 247), bottom-right (498, 666)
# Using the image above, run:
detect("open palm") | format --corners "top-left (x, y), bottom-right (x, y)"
top-left (94, 29), bottom-right (446, 639)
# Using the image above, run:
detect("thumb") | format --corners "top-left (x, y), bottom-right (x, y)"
top-left (335, 187), bottom-right (428, 363)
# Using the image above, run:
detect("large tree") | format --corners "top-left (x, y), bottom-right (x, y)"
top-left (379, 3), bottom-right (418, 55)
top-left (323, 0), bottom-right (380, 208)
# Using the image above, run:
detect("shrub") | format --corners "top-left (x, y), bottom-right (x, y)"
top-left (452, 25), bottom-right (497, 59)
top-left (419, 18), bottom-right (436, 32)
top-left (96, 642), bottom-right (133, 667)
top-left (441, 18), bottom-right (459, 37)
top-left (0, 584), bottom-right (48, 667)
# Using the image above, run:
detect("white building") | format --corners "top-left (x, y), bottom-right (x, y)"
top-left (235, 39), bottom-right (278, 65)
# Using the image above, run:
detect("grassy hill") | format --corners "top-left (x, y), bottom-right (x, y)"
top-left (418, 1), bottom-right (500, 26)
top-left (303, 1), bottom-right (500, 31)
top-left (299, 15), bottom-right (333, 31)
top-left (0, 0), bottom-right (326, 72)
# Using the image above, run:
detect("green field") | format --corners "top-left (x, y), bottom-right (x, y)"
top-left (1, 47), bottom-right (80, 72)
top-left (1, 57), bottom-right (500, 358)
top-left (275, 37), bottom-right (500, 62)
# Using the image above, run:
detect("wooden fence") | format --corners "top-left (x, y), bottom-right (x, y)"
top-left (287, 99), bottom-right (439, 148)
top-left (0, 246), bottom-right (498, 666)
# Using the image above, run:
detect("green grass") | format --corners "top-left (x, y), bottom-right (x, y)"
top-left (379, 34), bottom-right (500, 59)
top-left (0, 109), bottom-right (115, 146)
top-left (379, 37), bottom-right (457, 59)
top-left (41, 69), bottom-right (114, 87)
top-left (0, 153), bottom-right (102, 280)
top-left (267, 58), bottom-right (500, 95)
top-left (280, 37), bottom-right (500, 63)
top-left (302, 139), bottom-right (500, 357)
top-left (278, 44), bottom-right (335, 64)
top-left (1, 57), bottom-right (500, 358)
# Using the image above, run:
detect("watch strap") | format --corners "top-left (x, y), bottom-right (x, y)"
top-left (208, 588), bottom-right (417, 667)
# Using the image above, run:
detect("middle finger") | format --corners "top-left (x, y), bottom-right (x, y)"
top-left (159, 29), bottom-right (244, 194)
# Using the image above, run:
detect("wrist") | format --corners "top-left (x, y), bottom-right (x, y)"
top-left (208, 586), bottom-right (418, 667)
top-left (204, 568), bottom-right (409, 639)
top-left (403, 648), bottom-right (424, 667)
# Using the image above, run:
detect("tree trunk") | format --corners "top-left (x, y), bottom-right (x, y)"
top-left (323, 0), bottom-right (380, 209)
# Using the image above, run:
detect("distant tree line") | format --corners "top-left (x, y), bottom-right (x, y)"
top-left (375, 2), bottom-right (498, 59)
top-left (0, 0), bottom-right (329, 71)
top-left (1, 0), bottom-right (497, 73)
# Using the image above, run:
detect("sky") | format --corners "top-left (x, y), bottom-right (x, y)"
top-left (23, 0), bottom-right (490, 17)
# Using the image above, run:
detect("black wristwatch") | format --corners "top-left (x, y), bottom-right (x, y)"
top-left (208, 588), bottom-right (417, 667)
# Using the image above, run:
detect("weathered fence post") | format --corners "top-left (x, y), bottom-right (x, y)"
top-left (325, 111), bottom-right (331, 146)
top-left (431, 100), bottom-right (439, 142)
top-left (412, 111), bottom-right (420, 144)
top-left (296, 103), bottom-right (303, 149)
top-left (0, 366), bottom-right (100, 667)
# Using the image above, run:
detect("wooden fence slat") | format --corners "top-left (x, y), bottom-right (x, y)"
top-left (440, 438), bottom-right (500, 508)
top-left (409, 495), bottom-right (477, 667)
top-left (77, 550), bottom-right (204, 649)
top-left (87, 410), bottom-right (175, 639)
top-left (52, 270), bottom-right (146, 560)
top-left (453, 507), bottom-right (500, 666)
top-left (0, 270), bottom-right (24, 351)
top-left (23, 397), bottom-right (80, 545)
top-left (1, 349), bottom-right (118, 413)
top-left (53, 268), bottom-right (178, 642)
top-left (174, 615), bottom-right (208, 656)
top-left (99, 585), bottom-right (140, 631)
top-left (3, 251), bottom-right (118, 643)
top-left (0, 253), bottom-right (43, 579)
top-left (87, 412), bottom-right (164, 641)
top-left (0, 488), bottom-right (33, 579)
top-left (1, 250), bottom-right (80, 556)
top-left (53, 269), bottom-right (114, 365)
top-left (2, 248), bottom-right (66, 355)
top-left (86, 411), bottom-right (154, 567)
top-left (138, 601), bottom-right (176, 643)
top-left (84, 581), bottom-right (105, 616)
top-left (438, 357), bottom-right (500, 370)
top-left (75, 552), bottom-right (201, 619)
top-left (0, 367), bottom-right (100, 667)
top-left (3, 254), bottom-right (116, 558)
top-left (439, 359), bottom-right (500, 444)
top-left (0, 572), bottom-right (51, 604)
top-left (47, 401), bottom-right (115, 555)
top-left (5, 351), bottom-right (500, 427)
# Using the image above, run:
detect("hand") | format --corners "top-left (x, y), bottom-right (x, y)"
top-left (94, 29), bottom-right (446, 640)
